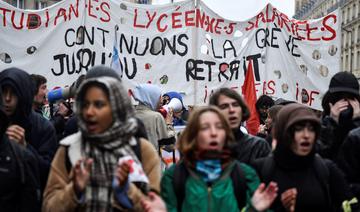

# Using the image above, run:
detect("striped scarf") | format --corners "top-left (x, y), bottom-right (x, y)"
top-left (76, 76), bottom-right (144, 211)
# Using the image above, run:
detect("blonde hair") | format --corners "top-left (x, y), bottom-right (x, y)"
top-left (177, 106), bottom-right (235, 158)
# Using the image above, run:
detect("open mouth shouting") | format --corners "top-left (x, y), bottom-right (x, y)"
top-left (85, 120), bottom-right (98, 133)
top-left (208, 141), bottom-right (221, 150)
top-left (297, 141), bottom-right (313, 154)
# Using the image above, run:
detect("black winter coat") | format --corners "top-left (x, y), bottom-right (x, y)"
top-left (233, 129), bottom-right (271, 164)
top-left (0, 135), bottom-right (41, 212)
top-left (338, 127), bottom-right (360, 200)
top-left (27, 111), bottom-right (57, 191)
top-left (0, 68), bottom-right (57, 192)
top-left (318, 116), bottom-right (360, 160)
top-left (253, 155), bottom-right (350, 212)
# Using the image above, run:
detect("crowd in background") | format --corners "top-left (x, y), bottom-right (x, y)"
top-left (1, 65), bottom-right (360, 211)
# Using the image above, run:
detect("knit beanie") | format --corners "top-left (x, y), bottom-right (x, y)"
top-left (328, 71), bottom-right (359, 96)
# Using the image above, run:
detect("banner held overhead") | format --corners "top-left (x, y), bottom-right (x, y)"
top-left (0, 0), bottom-right (341, 110)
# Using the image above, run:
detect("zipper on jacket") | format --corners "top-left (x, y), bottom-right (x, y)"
top-left (207, 186), bottom-right (212, 212)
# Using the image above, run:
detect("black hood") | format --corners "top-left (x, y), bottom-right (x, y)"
top-left (0, 86), bottom-right (9, 136)
top-left (273, 103), bottom-right (320, 170)
top-left (0, 67), bottom-right (35, 127)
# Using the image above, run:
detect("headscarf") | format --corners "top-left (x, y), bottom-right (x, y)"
top-left (75, 76), bottom-right (141, 211)
top-left (133, 84), bottom-right (161, 111)
top-left (273, 103), bottom-right (320, 170)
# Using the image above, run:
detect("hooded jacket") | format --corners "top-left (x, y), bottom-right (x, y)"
top-left (0, 85), bottom-right (41, 211)
top-left (0, 68), bottom-right (57, 191)
top-left (0, 87), bottom-right (8, 136)
top-left (252, 104), bottom-right (350, 212)
top-left (133, 84), bottom-right (162, 111)
top-left (133, 84), bottom-right (174, 150)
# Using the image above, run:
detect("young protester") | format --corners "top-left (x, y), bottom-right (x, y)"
top-left (255, 95), bottom-right (275, 126)
top-left (62, 66), bottom-right (148, 140)
top-left (30, 74), bottom-right (48, 118)
top-left (133, 84), bottom-right (175, 151)
top-left (162, 91), bottom-right (187, 126)
top-left (0, 86), bottom-right (41, 212)
top-left (0, 67), bottom-right (57, 193)
top-left (319, 71), bottom-right (360, 160)
top-left (253, 103), bottom-right (351, 211)
top-left (209, 88), bottom-right (271, 164)
top-left (260, 105), bottom-right (284, 148)
top-left (161, 106), bottom-right (278, 211)
top-left (43, 76), bottom-right (161, 211)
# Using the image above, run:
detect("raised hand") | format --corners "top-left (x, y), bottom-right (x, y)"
top-left (6, 124), bottom-right (26, 146)
top-left (258, 124), bottom-right (268, 135)
top-left (115, 161), bottom-right (131, 186)
top-left (281, 188), bottom-right (297, 212)
top-left (251, 181), bottom-right (278, 211)
top-left (329, 99), bottom-right (349, 123)
top-left (348, 99), bottom-right (360, 119)
top-left (73, 158), bottom-right (93, 196)
top-left (57, 102), bottom-right (70, 117)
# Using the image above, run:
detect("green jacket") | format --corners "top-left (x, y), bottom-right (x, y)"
top-left (161, 161), bottom-right (260, 212)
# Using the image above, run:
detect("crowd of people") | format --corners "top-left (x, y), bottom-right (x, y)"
top-left (0, 65), bottom-right (360, 211)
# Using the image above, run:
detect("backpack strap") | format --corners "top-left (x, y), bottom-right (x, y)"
top-left (173, 161), bottom-right (188, 212)
top-left (230, 162), bottom-right (248, 209)
top-left (8, 141), bottom-right (25, 184)
top-left (313, 154), bottom-right (331, 207)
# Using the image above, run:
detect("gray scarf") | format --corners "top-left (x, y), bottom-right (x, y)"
top-left (76, 77), bottom-right (142, 211)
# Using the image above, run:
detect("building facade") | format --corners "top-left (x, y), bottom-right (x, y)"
top-left (294, 0), bottom-right (360, 78)
top-left (3, 0), bottom-right (61, 9)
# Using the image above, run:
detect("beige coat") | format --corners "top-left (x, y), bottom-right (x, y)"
top-left (42, 132), bottom-right (161, 212)
top-left (135, 104), bottom-right (175, 150)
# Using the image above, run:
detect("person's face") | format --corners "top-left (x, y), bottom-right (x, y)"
top-left (291, 122), bottom-right (316, 156)
top-left (258, 106), bottom-right (269, 122)
top-left (265, 113), bottom-right (272, 129)
top-left (217, 95), bottom-right (242, 129)
top-left (2, 86), bottom-right (18, 116)
top-left (162, 95), bottom-right (170, 106)
top-left (82, 86), bottom-right (113, 134)
top-left (34, 83), bottom-right (48, 105)
top-left (196, 111), bottom-right (226, 151)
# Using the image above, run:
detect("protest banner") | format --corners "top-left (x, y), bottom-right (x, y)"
top-left (0, 0), bottom-right (341, 109)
